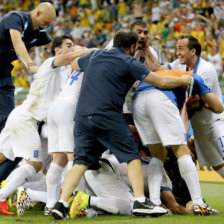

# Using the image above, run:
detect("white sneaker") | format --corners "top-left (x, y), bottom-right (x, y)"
top-left (17, 187), bottom-right (31, 216)
top-left (193, 200), bottom-right (219, 216)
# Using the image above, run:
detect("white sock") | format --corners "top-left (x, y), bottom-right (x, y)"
top-left (61, 161), bottom-right (73, 185)
top-left (135, 197), bottom-right (145, 203)
top-left (148, 157), bottom-right (163, 205)
top-left (26, 189), bottom-right (47, 203)
top-left (0, 164), bottom-right (36, 200)
top-left (59, 199), bottom-right (68, 208)
top-left (24, 173), bottom-right (46, 191)
top-left (216, 166), bottom-right (224, 178)
top-left (46, 162), bottom-right (64, 208)
top-left (66, 161), bottom-right (73, 171)
top-left (177, 155), bottom-right (203, 205)
top-left (90, 196), bottom-right (130, 214)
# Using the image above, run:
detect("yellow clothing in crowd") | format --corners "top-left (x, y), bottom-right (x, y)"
top-left (191, 30), bottom-right (205, 48)
top-left (118, 1), bottom-right (127, 16)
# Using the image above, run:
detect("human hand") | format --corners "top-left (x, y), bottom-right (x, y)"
top-left (28, 65), bottom-right (39, 74)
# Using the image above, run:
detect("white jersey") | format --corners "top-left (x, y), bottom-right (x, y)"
top-left (22, 57), bottom-right (71, 121)
top-left (55, 70), bottom-right (84, 105)
top-left (168, 58), bottom-right (224, 127)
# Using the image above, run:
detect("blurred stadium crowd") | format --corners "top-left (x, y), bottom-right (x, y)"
top-left (0, 0), bottom-right (224, 87)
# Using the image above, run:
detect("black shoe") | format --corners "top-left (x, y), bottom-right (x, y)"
top-left (133, 198), bottom-right (168, 217)
top-left (51, 202), bottom-right (69, 220)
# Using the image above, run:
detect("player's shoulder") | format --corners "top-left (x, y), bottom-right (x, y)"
top-left (198, 58), bottom-right (216, 74)
top-left (38, 57), bottom-right (56, 72)
top-left (199, 58), bottom-right (214, 70)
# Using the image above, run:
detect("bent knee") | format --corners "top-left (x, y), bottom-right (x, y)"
top-left (27, 161), bottom-right (42, 173)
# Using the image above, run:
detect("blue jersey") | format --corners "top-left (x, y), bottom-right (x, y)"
top-left (135, 81), bottom-right (178, 107)
top-left (135, 73), bottom-right (211, 109)
top-left (75, 47), bottom-right (150, 120)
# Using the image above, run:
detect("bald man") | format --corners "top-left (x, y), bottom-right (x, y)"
top-left (0, 2), bottom-right (56, 182)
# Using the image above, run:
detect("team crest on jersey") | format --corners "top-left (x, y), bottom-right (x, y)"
top-left (34, 150), bottom-right (39, 158)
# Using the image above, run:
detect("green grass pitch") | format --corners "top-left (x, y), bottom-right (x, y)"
top-left (0, 182), bottom-right (223, 224)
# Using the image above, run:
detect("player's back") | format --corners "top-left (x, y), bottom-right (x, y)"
top-left (23, 57), bottom-right (70, 121)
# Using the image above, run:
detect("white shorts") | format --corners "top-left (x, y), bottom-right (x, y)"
top-left (84, 160), bottom-right (135, 201)
top-left (192, 119), bottom-right (224, 167)
top-left (0, 105), bottom-right (42, 161)
top-left (47, 100), bottom-right (76, 154)
top-left (132, 89), bottom-right (187, 146)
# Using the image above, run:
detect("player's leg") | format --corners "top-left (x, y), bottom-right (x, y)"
top-left (147, 144), bottom-right (167, 206)
top-left (46, 102), bottom-right (74, 212)
top-left (46, 152), bottom-right (68, 211)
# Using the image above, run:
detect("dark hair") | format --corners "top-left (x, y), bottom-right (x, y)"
top-left (130, 20), bottom-right (148, 30)
top-left (179, 35), bottom-right (201, 56)
top-left (51, 34), bottom-right (74, 55)
top-left (114, 30), bottom-right (138, 50)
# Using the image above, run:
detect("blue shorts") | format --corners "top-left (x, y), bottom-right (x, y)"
top-left (74, 115), bottom-right (141, 169)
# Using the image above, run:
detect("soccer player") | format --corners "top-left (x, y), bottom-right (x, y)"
top-left (45, 69), bottom-right (84, 215)
top-left (51, 30), bottom-right (193, 220)
top-left (70, 153), bottom-right (194, 218)
top-left (145, 35), bottom-right (224, 178)
top-left (0, 34), bottom-right (93, 216)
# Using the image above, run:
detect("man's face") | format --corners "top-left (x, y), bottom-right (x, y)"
top-left (57, 39), bottom-right (75, 56)
top-left (176, 38), bottom-right (194, 65)
top-left (38, 11), bottom-right (55, 29)
top-left (132, 25), bottom-right (149, 50)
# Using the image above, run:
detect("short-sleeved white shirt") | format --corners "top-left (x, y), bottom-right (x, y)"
top-left (22, 57), bottom-right (71, 121)
top-left (168, 58), bottom-right (224, 127)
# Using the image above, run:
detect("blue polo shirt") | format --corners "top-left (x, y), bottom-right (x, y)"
top-left (75, 47), bottom-right (150, 120)
top-left (0, 11), bottom-right (51, 83)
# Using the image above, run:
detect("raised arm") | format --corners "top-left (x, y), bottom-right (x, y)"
top-left (142, 39), bottom-right (168, 71)
top-left (53, 48), bottom-right (97, 68)
top-left (9, 29), bottom-right (39, 74)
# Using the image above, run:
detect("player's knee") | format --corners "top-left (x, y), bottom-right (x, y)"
top-left (53, 152), bottom-right (68, 167)
top-left (171, 145), bottom-right (190, 159)
top-left (27, 161), bottom-right (42, 173)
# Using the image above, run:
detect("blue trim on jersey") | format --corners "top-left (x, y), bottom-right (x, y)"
top-left (161, 186), bottom-right (173, 192)
top-left (51, 58), bottom-right (58, 69)
top-left (185, 132), bottom-right (192, 140)
top-left (186, 57), bottom-right (200, 73)
top-left (167, 64), bottom-right (172, 70)
top-left (139, 74), bottom-right (147, 81)
top-left (69, 71), bottom-right (82, 85)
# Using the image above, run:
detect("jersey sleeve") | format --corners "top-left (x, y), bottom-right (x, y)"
top-left (77, 50), bottom-right (97, 71)
top-left (192, 74), bottom-right (211, 96)
top-left (129, 58), bottom-right (150, 80)
top-left (4, 12), bottom-right (24, 34)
